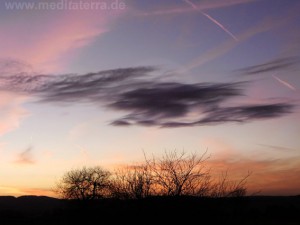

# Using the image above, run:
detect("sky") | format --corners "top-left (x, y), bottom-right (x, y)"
top-left (0, 0), bottom-right (299, 197)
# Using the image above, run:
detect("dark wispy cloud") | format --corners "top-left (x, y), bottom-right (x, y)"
top-left (109, 82), bottom-right (243, 123)
top-left (0, 66), bottom-right (156, 97)
top-left (258, 144), bottom-right (296, 152)
top-left (0, 58), bottom-right (33, 76)
top-left (196, 103), bottom-right (292, 124)
top-left (0, 63), bottom-right (295, 128)
top-left (14, 146), bottom-right (35, 165)
top-left (119, 103), bottom-right (292, 128)
top-left (238, 56), bottom-right (300, 75)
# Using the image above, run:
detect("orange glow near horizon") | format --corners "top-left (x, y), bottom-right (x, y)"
top-left (3, 152), bottom-right (299, 198)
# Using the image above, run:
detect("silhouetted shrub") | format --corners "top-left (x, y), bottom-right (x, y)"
top-left (55, 166), bottom-right (111, 200)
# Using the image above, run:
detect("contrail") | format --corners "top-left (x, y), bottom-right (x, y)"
top-left (183, 0), bottom-right (239, 41)
top-left (272, 75), bottom-right (296, 91)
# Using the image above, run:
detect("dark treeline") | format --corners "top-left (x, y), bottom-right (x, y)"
top-left (55, 151), bottom-right (250, 200)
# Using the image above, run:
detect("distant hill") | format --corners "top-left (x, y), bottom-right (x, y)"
top-left (0, 195), bottom-right (299, 225)
top-left (0, 195), bottom-right (63, 212)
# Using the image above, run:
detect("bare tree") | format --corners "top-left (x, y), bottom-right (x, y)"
top-left (210, 171), bottom-right (251, 198)
top-left (55, 166), bottom-right (111, 200)
top-left (187, 172), bottom-right (213, 197)
top-left (55, 151), bottom-right (251, 200)
top-left (145, 150), bottom-right (210, 196)
top-left (111, 164), bottom-right (153, 199)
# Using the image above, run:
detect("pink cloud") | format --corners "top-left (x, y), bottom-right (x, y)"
top-left (14, 146), bottom-right (35, 165)
top-left (0, 6), bottom-right (126, 136)
top-left (0, 7), bottom-right (126, 73)
top-left (0, 92), bottom-right (28, 136)
top-left (0, 60), bottom-right (31, 136)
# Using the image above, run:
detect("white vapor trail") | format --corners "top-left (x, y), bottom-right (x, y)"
top-left (183, 0), bottom-right (239, 41)
top-left (272, 75), bottom-right (296, 91)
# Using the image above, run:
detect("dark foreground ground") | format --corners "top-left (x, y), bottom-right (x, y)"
top-left (0, 195), bottom-right (299, 225)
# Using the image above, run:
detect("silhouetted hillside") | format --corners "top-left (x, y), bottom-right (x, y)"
top-left (1, 196), bottom-right (62, 211)
top-left (0, 195), bottom-right (299, 225)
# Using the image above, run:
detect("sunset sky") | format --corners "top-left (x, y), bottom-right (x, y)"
top-left (0, 0), bottom-right (299, 197)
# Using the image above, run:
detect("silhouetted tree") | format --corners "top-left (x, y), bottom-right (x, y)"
top-left (56, 151), bottom-right (250, 200)
top-left (210, 171), bottom-right (251, 197)
top-left (55, 166), bottom-right (111, 200)
top-left (111, 164), bottom-right (153, 199)
top-left (145, 150), bottom-right (210, 196)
